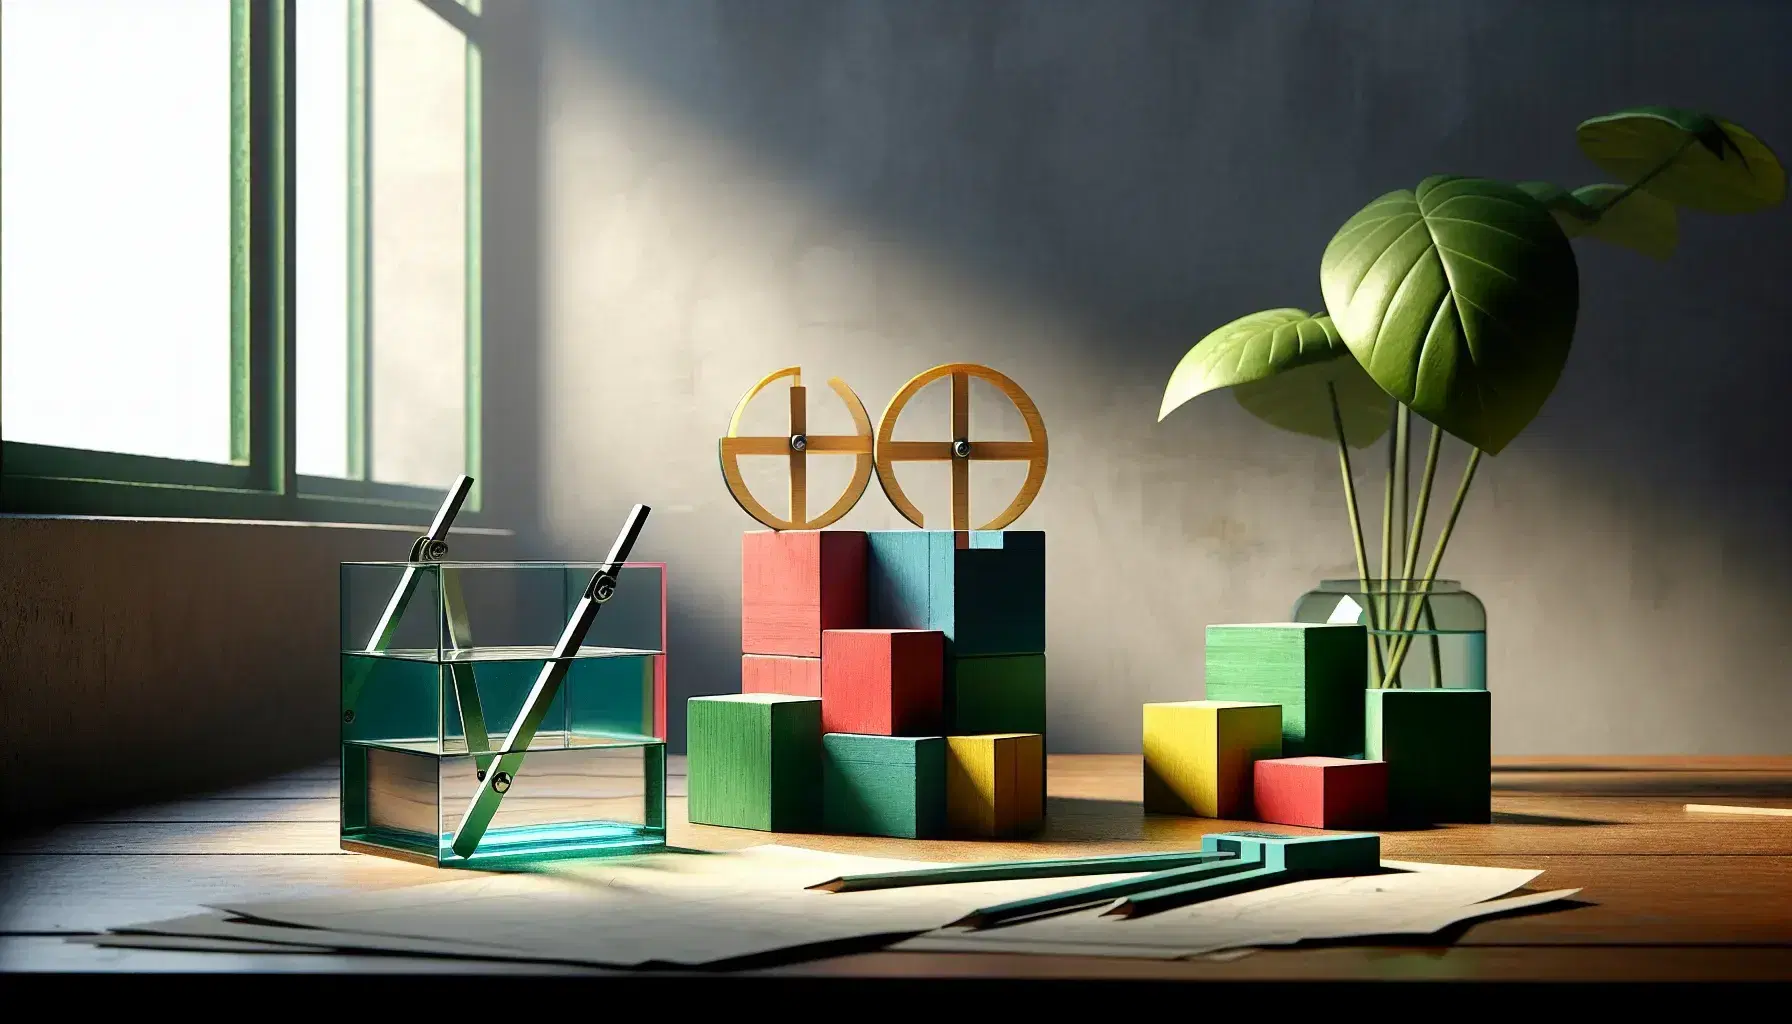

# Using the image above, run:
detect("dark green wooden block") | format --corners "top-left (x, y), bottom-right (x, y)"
top-left (822, 733), bottom-right (946, 838)
top-left (686, 694), bottom-right (821, 831)
top-left (866, 531), bottom-right (1045, 656)
top-left (1365, 688), bottom-right (1491, 824)
top-left (1204, 623), bottom-right (1365, 757)
top-left (947, 653), bottom-right (1047, 735)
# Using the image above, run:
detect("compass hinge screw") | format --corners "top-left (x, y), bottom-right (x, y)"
top-left (952, 439), bottom-right (972, 459)
top-left (790, 434), bottom-right (808, 452)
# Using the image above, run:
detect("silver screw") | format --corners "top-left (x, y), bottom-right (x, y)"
top-left (952, 439), bottom-right (972, 459)
top-left (492, 771), bottom-right (512, 793)
top-left (790, 433), bottom-right (808, 452)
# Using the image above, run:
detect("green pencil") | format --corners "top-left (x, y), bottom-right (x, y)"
top-left (805, 849), bottom-right (1233, 893)
top-left (1099, 863), bottom-right (1285, 919)
top-left (948, 850), bottom-right (1266, 929)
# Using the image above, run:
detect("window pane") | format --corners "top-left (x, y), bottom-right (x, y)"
top-left (369, 0), bottom-right (467, 488)
top-left (1, 0), bottom-right (233, 464)
top-left (296, 0), bottom-right (353, 479)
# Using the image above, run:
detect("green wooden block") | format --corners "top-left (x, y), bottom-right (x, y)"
top-left (686, 694), bottom-right (821, 831)
top-left (1365, 689), bottom-right (1491, 824)
top-left (867, 531), bottom-right (1045, 656)
top-left (1204, 623), bottom-right (1365, 757)
top-left (947, 653), bottom-right (1047, 735)
top-left (822, 733), bottom-right (946, 839)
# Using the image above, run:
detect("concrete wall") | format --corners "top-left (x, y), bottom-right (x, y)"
top-left (0, 518), bottom-right (507, 827)
top-left (527, 0), bottom-right (1792, 755)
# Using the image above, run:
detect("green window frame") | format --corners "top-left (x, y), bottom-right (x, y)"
top-left (0, 0), bottom-right (485, 526)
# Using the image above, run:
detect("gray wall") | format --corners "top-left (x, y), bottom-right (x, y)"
top-left (519, 0), bottom-right (1792, 756)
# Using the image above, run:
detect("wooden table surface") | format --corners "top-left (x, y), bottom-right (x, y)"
top-left (3, 754), bottom-right (1790, 981)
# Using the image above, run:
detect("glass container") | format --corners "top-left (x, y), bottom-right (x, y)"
top-left (339, 560), bottom-right (668, 868)
top-left (1291, 579), bottom-right (1485, 690)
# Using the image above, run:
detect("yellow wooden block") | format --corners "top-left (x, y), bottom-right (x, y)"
top-left (946, 733), bottom-right (1044, 837)
top-left (1142, 701), bottom-right (1282, 818)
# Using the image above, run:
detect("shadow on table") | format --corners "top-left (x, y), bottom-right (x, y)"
top-left (1045, 797), bottom-right (1409, 842)
top-left (1490, 811), bottom-right (1607, 827)
top-left (1492, 765), bottom-right (1648, 773)
top-left (1053, 797), bottom-right (1461, 836)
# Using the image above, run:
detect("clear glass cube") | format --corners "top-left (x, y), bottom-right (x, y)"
top-left (339, 560), bottom-right (668, 868)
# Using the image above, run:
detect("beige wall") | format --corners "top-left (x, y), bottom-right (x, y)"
top-left (0, 517), bottom-right (507, 825)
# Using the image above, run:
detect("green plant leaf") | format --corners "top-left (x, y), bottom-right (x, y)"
top-left (1232, 352), bottom-right (1393, 448)
top-left (1319, 175), bottom-right (1580, 455)
top-left (1576, 106), bottom-right (1786, 214)
top-left (1570, 184), bottom-right (1678, 260)
top-left (1157, 308), bottom-right (1344, 422)
top-left (1518, 180), bottom-right (1679, 259)
top-left (1516, 181), bottom-right (1596, 237)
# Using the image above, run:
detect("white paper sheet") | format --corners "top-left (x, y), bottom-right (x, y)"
top-left (211, 845), bottom-right (1144, 966)
top-left (81, 930), bottom-right (337, 956)
top-left (892, 860), bottom-right (1570, 959)
top-left (104, 846), bottom-right (1578, 968)
top-left (103, 910), bottom-right (544, 960)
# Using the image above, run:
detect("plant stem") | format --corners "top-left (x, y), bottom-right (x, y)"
top-left (1420, 595), bottom-right (1445, 687)
top-left (1386, 448), bottom-right (1483, 682)
top-left (1589, 133), bottom-right (1696, 221)
top-left (1378, 403), bottom-right (1399, 674)
top-left (1400, 425), bottom-right (1444, 584)
top-left (1391, 405), bottom-right (1411, 684)
top-left (1392, 423), bottom-right (1443, 688)
top-left (1396, 405), bottom-right (1411, 569)
top-left (1328, 382), bottom-right (1385, 687)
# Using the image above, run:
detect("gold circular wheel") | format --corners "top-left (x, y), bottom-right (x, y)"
top-left (718, 366), bottom-right (874, 531)
top-left (874, 363), bottom-right (1048, 530)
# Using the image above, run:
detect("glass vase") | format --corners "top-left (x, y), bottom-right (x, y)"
top-left (1291, 579), bottom-right (1485, 690)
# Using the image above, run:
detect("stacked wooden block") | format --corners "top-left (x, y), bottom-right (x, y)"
top-left (1143, 621), bottom-right (1491, 828)
top-left (689, 529), bottom-right (1047, 839)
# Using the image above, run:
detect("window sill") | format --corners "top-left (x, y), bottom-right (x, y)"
top-left (0, 512), bottom-right (513, 536)
top-left (1, 469), bottom-right (502, 530)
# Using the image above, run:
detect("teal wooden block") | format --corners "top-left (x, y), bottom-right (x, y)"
top-left (1365, 689), bottom-right (1491, 824)
top-left (1204, 623), bottom-right (1366, 756)
top-left (822, 733), bottom-right (946, 838)
top-left (947, 653), bottom-right (1047, 735)
top-left (1202, 830), bottom-right (1382, 873)
top-left (866, 531), bottom-right (1045, 656)
top-left (686, 694), bottom-right (822, 831)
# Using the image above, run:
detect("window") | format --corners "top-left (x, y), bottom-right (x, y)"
top-left (0, 0), bottom-right (483, 524)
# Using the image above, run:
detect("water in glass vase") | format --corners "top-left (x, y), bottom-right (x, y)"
top-left (340, 644), bottom-right (666, 867)
top-left (1291, 580), bottom-right (1486, 690)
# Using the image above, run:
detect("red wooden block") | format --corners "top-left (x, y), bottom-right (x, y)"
top-left (1253, 756), bottom-right (1387, 829)
top-left (821, 628), bottom-right (945, 736)
top-left (741, 531), bottom-right (867, 657)
top-left (741, 654), bottom-right (822, 698)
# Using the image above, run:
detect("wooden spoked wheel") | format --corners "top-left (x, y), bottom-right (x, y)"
top-left (718, 366), bottom-right (875, 531)
top-left (874, 363), bottom-right (1049, 531)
